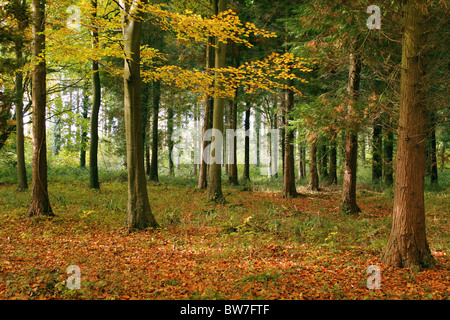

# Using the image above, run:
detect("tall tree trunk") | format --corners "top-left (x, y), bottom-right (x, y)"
top-left (327, 129), bottom-right (338, 185)
top-left (243, 103), bottom-right (251, 181)
top-left (228, 96), bottom-right (238, 185)
top-left (255, 107), bottom-right (261, 168)
top-left (149, 80), bottom-right (160, 182)
top-left (207, 0), bottom-right (227, 203)
top-left (429, 111), bottom-right (438, 184)
top-left (80, 84), bottom-right (89, 168)
top-left (342, 51), bottom-right (361, 214)
top-left (27, 0), bottom-right (52, 217)
top-left (384, 114), bottom-right (394, 186)
top-left (308, 133), bottom-right (319, 191)
top-left (167, 106), bottom-right (174, 176)
top-left (283, 84), bottom-right (297, 197)
top-left (198, 36), bottom-right (215, 189)
top-left (122, 0), bottom-right (158, 232)
top-left (142, 81), bottom-right (150, 176)
top-left (298, 142), bottom-right (305, 180)
top-left (372, 116), bottom-right (383, 182)
top-left (382, 0), bottom-right (434, 269)
top-left (15, 40), bottom-right (27, 190)
top-left (319, 136), bottom-right (328, 179)
top-left (89, 0), bottom-right (100, 189)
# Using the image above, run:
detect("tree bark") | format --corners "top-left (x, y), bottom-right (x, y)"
top-left (382, 0), bottom-right (434, 269)
top-left (243, 103), bottom-right (251, 182)
top-left (308, 133), bottom-right (319, 191)
top-left (198, 36), bottom-right (215, 189)
top-left (149, 80), bottom-right (160, 182)
top-left (122, 0), bottom-right (158, 232)
top-left (207, 0), bottom-right (227, 203)
top-left (384, 114), bottom-right (394, 186)
top-left (282, 84), bottom-right (297, 198)
top-left (327, 129), bottom-right (338, 185)
top-left (372, 116), bottom-right (383, 182)
top-left (342, 51), bottom-right (361, 214)
top-left (319, 137), bottom-right (329, 179)
top-left (27, 0), bottom-right (53, 217)
top-left (228, 97), bottom-right (238, 185)
top-left (167, 106), bottom-right (174, 176)
top-left (429, 111), bottom-right (438, 184)
top-left (89, 0), bottom-right (100, 189)
top-left (80, 84), bottom-right (89, 168)
top-left (15, 40), bottom-right (27, 191)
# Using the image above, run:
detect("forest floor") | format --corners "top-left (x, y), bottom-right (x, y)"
top-left (0, 170), bottom-right (448, 300)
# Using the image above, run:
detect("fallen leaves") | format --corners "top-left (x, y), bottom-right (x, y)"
top-left (0, 181), bottom-right (448, 300)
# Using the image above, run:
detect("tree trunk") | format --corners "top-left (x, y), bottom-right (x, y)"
top-left (15, 41), bottom-right (27, 191)
top-left (382, 0), bottom-right (434, 269)
top-left (308, 133), bottom-right (319, 191)
top-left (207, 0), bottom-right (227, 203)
top-left (372, 116), bottom-right (383, 182)
top-left (243, 103), bottom-right (251, 182)
top-left (228, 97), bottom-right (238, 185)
top-left (282, 85), bottom-right (297, 198)
top-left (80, 84), bottom-right (89, 168)
top-left (429, 111), bottom-right (438, 184)
top-left (167, 106), bottom-right (174, 176)
top-left (298, 142), bottom-right (306, 180)
top-left (149, 80), bottom-right (160, 182)
top-left (27, 0), bottom-right (53, 217)
top-left (384, 114), bottom-right (394, 186)
top-left (342, 52), bottom-right (361, 214)
top-left (327, 129), bottom-right (338, 185)
top-left (122, 0), bottom-right (158, 232)
top-left (89, 0), bottom-right (100, 189)
top-left (319, 137), bottom-right (328, 179)
top-left (141, 81), bottom-right (150, 176)
top-left (198, 36), bottom-right (215, 189)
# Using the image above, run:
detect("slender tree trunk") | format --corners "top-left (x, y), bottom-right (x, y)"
top-left (243, 103), bottom-right (251, 181)
top-left (89, 0), bottom-right (100, 189)
top-left (342, 51), bottom-right (361, 214)
top-left (27, 0), bottom-right (52, 217)
top-left (141, 81), bottom-right (150, 176)
top-left (122, 0), bottom-right (158, 232)
top-left (298, 142), bottom-right (305, 180)
top-left (15, 41), bottom-right (27, 191)
top-left (283, 84), bottom-right (297, 197)
top-left (327, 129), bottom-right (338, 185)
top-left (149, 80), bottom-right (160, 182)
top-left (382, 0), bottom-right (434, 269)
top-left (80, 84), bottom-right (89, 168)
top-left (319, 137), bottom-right (328, 179)
top-left (207, 0), bottom-right (227, 203)
top-left (167, 106), bottom-right (174, 176)
top-left (384, 114), bottom-right (394, 186)
top-left (429, 111), bottom-right (438, 184)
top-left (308, 133), bottom-right (319, 191)
top-left (198, 36), bottom-right (215, 189)
top-left (255, 107), bottom-right (261, 168)
top-left (228, 97), bottom-right (238, 185)
top-left (372, 116), bottom-right (383, 182)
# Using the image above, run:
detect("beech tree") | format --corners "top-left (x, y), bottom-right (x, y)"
top-left (89, 0), bottom-right (101, 189)
top-left (121, 0), bottom-right (158, 232)
top-left (207, 0), bottom-right (228, 203)
top-left (27, 0), bottom-right (53, 217)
